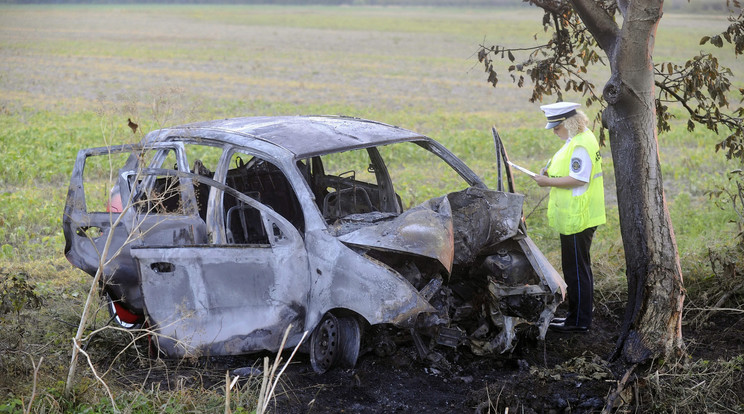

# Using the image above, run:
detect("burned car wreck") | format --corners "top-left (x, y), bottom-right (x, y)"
top-left (63, 115), bottom-right (565, 373)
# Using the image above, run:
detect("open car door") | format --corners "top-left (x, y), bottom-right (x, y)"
top-left (130, 171), bottom-right (311, 358)
top-left (62, 143), bottom-right (207, 317)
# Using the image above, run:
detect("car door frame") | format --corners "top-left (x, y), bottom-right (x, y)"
top-left (130, 169), bottom-right (311, 357)
top-left (62, 142), bottom-right (204, 314)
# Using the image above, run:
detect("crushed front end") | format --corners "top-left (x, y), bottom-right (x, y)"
top-left (333, 186), bottom-right (565, 357)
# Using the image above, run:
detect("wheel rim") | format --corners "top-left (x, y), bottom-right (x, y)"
top-left (310, 313), bottom-right (340, 374)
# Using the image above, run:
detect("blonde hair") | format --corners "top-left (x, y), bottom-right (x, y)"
top-left (562, 110), bottom-right (589, 137)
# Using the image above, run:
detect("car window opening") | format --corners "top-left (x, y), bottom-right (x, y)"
top-left (301, 150), bottom-right (401, 223)
top-left (223, 153), bottom-right (305, 244)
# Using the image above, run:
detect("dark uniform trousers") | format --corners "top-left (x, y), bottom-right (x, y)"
top-left (559, 226), bottom-right (597, 328)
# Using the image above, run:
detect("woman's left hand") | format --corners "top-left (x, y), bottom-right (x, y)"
top-left (532, 174), bottom-right (551, 187)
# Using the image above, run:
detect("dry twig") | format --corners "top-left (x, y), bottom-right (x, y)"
top-left (602, 364), bottom-right (637, 413)
top-left (24, 355), bottom-right (43, 414)
top-left (74, 340), bottom-right (117, 412)
top-left (255, 324), bottom-right (308, 414)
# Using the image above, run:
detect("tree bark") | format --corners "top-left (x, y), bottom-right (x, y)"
top-left (571, 0), bottom-right (685, 363)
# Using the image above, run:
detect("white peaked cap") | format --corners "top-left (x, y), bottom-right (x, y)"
top-left (540, 102), bottom-right (581, 129)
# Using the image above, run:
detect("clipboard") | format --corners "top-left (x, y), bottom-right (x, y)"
top-left (506, 161), bottom-right (537, 177)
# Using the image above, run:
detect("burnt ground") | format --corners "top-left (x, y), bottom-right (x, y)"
top-left (266, 303), bottom-right (744, 413)
top-left (265, 305), bottom-right (623, 414)
top-left (109, 301), bottom-right (744, 413)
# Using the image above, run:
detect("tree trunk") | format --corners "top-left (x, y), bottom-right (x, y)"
top-left (604, 101), bottom-right (685, 363)
top-left (572, 0), bottom-right (685, 363)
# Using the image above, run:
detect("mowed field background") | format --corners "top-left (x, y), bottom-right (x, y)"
top-left (0, 4), bottom-right (742, 410)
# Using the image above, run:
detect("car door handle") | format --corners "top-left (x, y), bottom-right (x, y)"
top-left (151, 262), bottom-right (175, 273)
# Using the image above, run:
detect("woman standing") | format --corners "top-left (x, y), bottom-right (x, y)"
top-left (531, 102), bottom-right (606, 333)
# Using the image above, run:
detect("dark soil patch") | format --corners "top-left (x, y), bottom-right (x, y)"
top-left (263, 304), bottom-right (744, 413)
top-left (254, 303), bottom-right (625, 413)
top-left (684, 312), bottom-right (744, 361)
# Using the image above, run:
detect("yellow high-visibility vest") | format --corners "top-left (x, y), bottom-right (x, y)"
top-left (546, 129), bottom-right (606, 235)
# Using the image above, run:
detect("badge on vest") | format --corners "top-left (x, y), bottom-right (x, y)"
top-left (571, 158), bottom-right (582, 172)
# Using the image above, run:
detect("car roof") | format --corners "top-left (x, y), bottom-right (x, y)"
top-left (148, 115), bottom-right (428, 159)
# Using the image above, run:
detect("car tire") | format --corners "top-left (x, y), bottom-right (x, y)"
top-left (310, 312), bottom-right (361, 373)
top-left (335, 315), bottom-right (361, 369)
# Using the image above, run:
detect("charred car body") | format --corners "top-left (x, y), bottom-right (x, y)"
top-left (63, 116), bottom-right (565, 372)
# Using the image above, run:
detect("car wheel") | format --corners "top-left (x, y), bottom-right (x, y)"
top-left (310, 312), bottom-right (361, 373)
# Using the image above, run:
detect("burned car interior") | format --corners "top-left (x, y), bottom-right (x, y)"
top-left (63, 116), bottom-right (566, 373)
top-left (222, 155), bottom-right (304, 243)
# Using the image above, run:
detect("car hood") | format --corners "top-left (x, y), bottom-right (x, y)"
top-left (334, 187), bottom-right (524, 272)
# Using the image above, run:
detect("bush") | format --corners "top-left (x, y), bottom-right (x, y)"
top-left (0, 271), bottom-right (41, 322)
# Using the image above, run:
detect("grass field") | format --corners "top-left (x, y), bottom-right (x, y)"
top-left (0, 4), bottom-right (742, 412)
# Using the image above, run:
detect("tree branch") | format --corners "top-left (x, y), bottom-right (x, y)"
top-left (570, 0), bottom-right (620, 54)
top-left (655, 79), bottom-right (743, 132)
top-left (525, 0), bottom-right (564, 14)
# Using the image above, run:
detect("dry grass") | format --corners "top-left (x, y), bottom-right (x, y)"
top-left (639, 356), bottom-right (744, 413)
